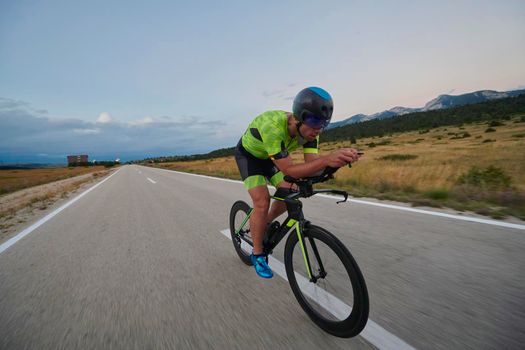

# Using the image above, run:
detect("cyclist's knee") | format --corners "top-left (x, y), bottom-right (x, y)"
top-left (249, 186), bottom-right (270, 211)
top-left (253, 196), bottom-right (270, 212)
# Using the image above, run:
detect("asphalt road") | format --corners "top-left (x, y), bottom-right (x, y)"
top-left (1, 165), bottom-right (524, 349)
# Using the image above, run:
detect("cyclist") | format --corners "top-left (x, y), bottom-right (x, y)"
top-left (235, 87), bottom-right (360, 278)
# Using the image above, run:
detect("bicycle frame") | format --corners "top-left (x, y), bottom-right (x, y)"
top-left (235, 185), bottom-right (347, 282)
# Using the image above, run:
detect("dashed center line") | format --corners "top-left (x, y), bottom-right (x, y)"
top-left (147, 177), bottom-right (156, 184)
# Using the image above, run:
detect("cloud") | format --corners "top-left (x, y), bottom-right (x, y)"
top-left (128, 116), bottom-right (154, 126)
top-left (262, 84), bottom-right (300, 101)
top-left (0, 98), bottom-right (236, 163)
top-left (0, 97), bottom-right (48, 116)
top-left (96, 112), bottom-right (113, 124)
top-left (73, 128), bottom-right (100, 134)
top-left (262, 89), bottom-right (286, 98)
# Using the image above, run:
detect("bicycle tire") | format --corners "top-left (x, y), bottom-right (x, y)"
top-left (229, 200), bottom-right (253, 266)
top-left (284, 224), bottom-right (369, 338)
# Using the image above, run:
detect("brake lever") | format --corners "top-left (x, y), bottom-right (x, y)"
top-left (332, 190), bottom-right (348, 204)
top-left (347, 151), bottom-right (364, 169)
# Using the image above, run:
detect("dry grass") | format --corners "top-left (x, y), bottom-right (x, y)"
top-left (152, 157), bottom-right (242, 180)
top-left (0, 166), bottom-right (107, 196)
top-left (146, 116), bottom-right (525, 219)
top-left (0, 170), bottom-right (112, 239)
top-left (328, 120), bottom-right (525, 193)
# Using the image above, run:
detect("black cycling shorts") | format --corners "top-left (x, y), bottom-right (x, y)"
top-left (234, 140), bottom-right (284, 189)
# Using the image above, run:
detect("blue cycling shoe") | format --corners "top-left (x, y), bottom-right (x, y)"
top-left (250, 253), bottom-right (273, 279)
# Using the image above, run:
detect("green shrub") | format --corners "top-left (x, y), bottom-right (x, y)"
top-left (488, 120), bottom-right (504, 127)
top-left (377, 154), bottom-right (418, 161)
top-left (419, 129), bottom-right (430, 134)
top-left (375, 139), bottom-right (392, 146)
top-left (457, 166), bottom-right (512, 189)
top-left (407, 139), bottom-right (423, 144)
top-left (485, 127), bottom-right (496, 133)
top-left (425, 189), bottom-right (450, 200)
top-left (462, 132), bottom-right (471, 138)
top-left (482, 139), bottom-right (494, 143)
top-left (512, 133), bottom-right (525, 138)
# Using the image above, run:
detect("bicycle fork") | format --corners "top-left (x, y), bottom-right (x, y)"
top-left (295, 220), bottom-right (327, 283)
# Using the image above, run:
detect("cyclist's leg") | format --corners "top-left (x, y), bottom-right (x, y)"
top-left (234, 141), bottom-right (272, 255)
top-left (267, 171), bottom-right (291, 222)
top-left (247, 184), bottom-right (270, 255)
top-left (268, 183), bottom-right (293, 222)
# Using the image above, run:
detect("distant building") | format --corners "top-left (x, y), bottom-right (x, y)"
top-left (67, 154), bottom-right (88, 165)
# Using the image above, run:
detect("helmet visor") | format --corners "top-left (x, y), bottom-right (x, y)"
top-left (303, 113), bottom-right (330, 129)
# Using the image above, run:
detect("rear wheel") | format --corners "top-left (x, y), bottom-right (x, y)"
top-left (284, 224), bottom-right (369, 338)
top-left (229, 200), bottom-right (253, 265)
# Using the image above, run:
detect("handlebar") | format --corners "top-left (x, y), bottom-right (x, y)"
top-left (280, 151), bottom-right (363, 204)
top-left (283, 166), bottom-right (339, 186)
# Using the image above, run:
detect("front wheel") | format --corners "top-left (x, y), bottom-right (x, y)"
top-left (284, 224), bottom-right (369, 338)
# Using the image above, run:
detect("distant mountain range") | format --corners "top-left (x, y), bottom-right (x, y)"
top-left (328, 88), bottom-right (525, 129)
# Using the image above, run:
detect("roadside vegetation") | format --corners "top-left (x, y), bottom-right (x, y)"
top-left (146, 116), bottom-right (525, 220)
top-left (0, 170), bottom-right (112, 239)
top-left (0, 166), bottom-right (108, 196)
top-left (142, 96), bottom-right (525, 220)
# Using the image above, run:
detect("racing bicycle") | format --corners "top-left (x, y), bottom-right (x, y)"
top-left (229, 165), bottom-right (369, 338)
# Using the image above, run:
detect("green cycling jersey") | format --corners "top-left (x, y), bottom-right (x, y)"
top-left (241, 110), bottom-right (319, 160)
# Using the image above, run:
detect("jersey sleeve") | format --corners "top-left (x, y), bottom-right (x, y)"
top-left (303, 135), bottom-right (319, 154)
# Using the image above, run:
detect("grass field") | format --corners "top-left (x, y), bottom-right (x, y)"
top-left (0, 166), bottom-right (110, 196)
top-left (147, 116), bottom-right (525, 219)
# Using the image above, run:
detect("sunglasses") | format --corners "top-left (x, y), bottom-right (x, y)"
top-left (303, 113), bottom-right (330, 129)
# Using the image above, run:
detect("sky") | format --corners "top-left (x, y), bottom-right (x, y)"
top-left (1, 0), bottom-right (524, 163)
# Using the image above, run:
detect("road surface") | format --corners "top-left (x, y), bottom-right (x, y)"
top-left (1, 165), bottom-right (524, 349)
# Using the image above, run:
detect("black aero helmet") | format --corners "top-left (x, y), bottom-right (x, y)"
top-left (292, 87), bottom-right (334, 129)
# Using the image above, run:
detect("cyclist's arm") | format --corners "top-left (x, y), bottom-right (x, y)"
top-left (272, 155), bottom-right (328, 179)
top-left (273, 149), bottom-right (358, 178)
top-left (304, 153), bottom-right (320, 163)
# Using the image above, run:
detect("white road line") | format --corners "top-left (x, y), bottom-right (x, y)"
top-left (145, 166), bottom-right (525, 231)
top-left (220, 229), bottom-right (416, 350)
top-left (0, 169), bottom-right (122, 254)
top-left (149, 166), bottom-right (244, 185)
top-left (321, 195), bottom-right (525, 230)
top-left (147, 177), bottom-right (156, 184)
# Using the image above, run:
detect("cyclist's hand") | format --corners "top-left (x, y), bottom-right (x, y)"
top-left (325, 148), bottom-right (359, 168)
